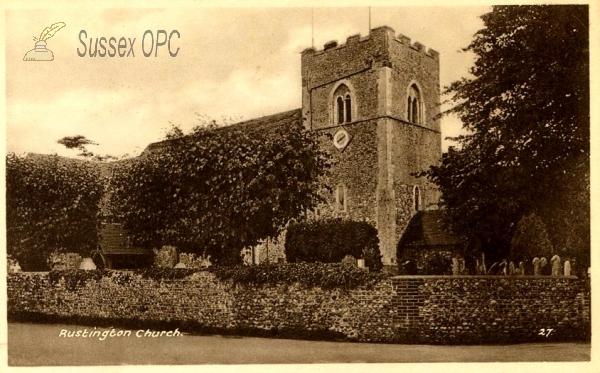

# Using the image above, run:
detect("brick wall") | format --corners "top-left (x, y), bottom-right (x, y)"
top-left (7, 272), bottom-right (590, 344)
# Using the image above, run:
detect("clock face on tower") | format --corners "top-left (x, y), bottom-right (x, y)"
top-left (333, 128), bottom-right (351, 151)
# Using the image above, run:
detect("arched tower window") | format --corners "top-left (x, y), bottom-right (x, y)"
top-left (414, 185), bottom-right (421, 211)
top-left (332, 84), bottom-right (354, 125)
top-left (337, 97), bottom-right (345, 124)
top-left (336, 185), bottom-right (347, 212)
top-left (412, 97), bottom-right (419, 123)
top-left (345, 94), bottom-right (352, 122)
top-left (407, 84), bottom-right (422, 124)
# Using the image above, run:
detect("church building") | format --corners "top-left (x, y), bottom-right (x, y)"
top-left (299, 26), bottom-right (442, 266)
top-left (99, 26), bottom-right (443, 269)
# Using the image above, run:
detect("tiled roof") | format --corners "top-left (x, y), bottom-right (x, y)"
top-left (143, 108), bottom-right (303, 154)
top-left (399, 210), bottom-right (464, 248)
top-left (223, 108), bottom-right (303, 131)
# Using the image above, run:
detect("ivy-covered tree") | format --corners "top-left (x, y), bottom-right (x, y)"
top-left (108, 119), bottom-right (331, 265)
top-left (425, 5), bottom-right (589, 263)
top-left (6, 153), bottom-right (104, 270)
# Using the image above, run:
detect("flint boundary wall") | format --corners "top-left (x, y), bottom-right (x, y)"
top-left (7, 272), bottom-right (590, 344)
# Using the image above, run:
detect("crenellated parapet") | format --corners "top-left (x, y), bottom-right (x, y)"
top-left (395, 33), bottom-right (439, 60)
top-left (301, 26), bottom-right (439, 62)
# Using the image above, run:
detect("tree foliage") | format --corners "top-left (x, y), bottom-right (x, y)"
top-left (108, 119), bottom-right (331, 265)
top-left (6, 153), bottom-right (104, 270)
top-left (425, 5), bottom-right (589, 263)
top-left (57, 135), bottom-right (98, 158)
top-left (510, 213), bottom-right (553, 261)
top-left (57, 135), bottom-right (97, 150)
top-left (57, 135), bottom-right (119, 161)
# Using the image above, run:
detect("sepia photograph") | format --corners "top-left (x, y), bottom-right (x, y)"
top-left (2, 1), bottom-right (596, 371)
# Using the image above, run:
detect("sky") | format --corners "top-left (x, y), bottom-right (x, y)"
top-left (6, 5), bottom-right (490, 158)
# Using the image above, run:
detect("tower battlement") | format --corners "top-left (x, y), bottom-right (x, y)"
top-left (301, 26), bottom-right (439, 61)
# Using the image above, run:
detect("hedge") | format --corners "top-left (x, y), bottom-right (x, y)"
top-left (284, 218), bottom-right (383, 271)
top-left (45, 262), bottom-right (389, 291)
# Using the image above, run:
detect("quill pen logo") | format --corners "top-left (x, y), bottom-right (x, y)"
top-left (23, 22), bottom-right (66, 61)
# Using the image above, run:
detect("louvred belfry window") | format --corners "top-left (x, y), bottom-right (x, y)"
top-left (407, 84), bottom-right (422, 124)
top-left (337, 97), bottom-right (345, 124)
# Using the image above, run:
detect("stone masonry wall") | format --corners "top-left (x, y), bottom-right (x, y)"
top-left (392, 121), bottom-right (442, 240)
top-left (389, 35), bottom-right (440, 132)
top-left (316, 120), bottom-right (378, 222)
top-left (7, 272), bottom-right (590, 344)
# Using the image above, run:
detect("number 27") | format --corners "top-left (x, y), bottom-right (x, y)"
top-left (538, 328), bottom-right (554, 337)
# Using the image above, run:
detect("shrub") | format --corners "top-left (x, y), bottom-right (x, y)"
top-left (179, 252), bottom-right (212, 268)
top-left (421, 251), bottom-right (453, 275)
top-left (48, 269), bottom-right (133, 290)
top-left (49, 269), bottom-right (107, 291)
top-left (47, 251), bottom-right (83, 270)
top-left (134, 267), bottom-right (197, 282)
top-left (137, 263), bottom-right (389, 290)
top-left (209, 262), bottom-right (388, 290)
top-left (398, 249), bottom-right (452, 275)
top-left (284, 218), bottom-right (382, 271)
top-left (46, 264), bottom-right (389, 291)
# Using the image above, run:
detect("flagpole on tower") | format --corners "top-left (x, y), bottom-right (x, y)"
top-left (311, 8), bottom-right (314, 48)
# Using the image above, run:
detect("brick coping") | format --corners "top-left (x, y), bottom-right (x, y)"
top-left (390, 275), bottom-right (580, 280)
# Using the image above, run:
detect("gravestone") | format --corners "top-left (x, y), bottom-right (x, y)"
top-left (452, 258), bottom-right (460, 275)
top-left (342, 255), bottom-right (357, 266)
top-left (8, 260), bottom-right (21, 273)
top-left (551, 255), bottom-right (561, 277)
top-left (79, 257), bottom-right (97, 270)
top-left (564, 260), bottom-right (571, 276)
top-left (518, 262), bottom-right (525, 276)
top-left (533, 258), bottom-right (540, 275)
top-left (498, 260), bottom-right (507, 275)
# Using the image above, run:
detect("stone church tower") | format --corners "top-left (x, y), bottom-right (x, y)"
top-left (301, 26), bottom-right (442, 267)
